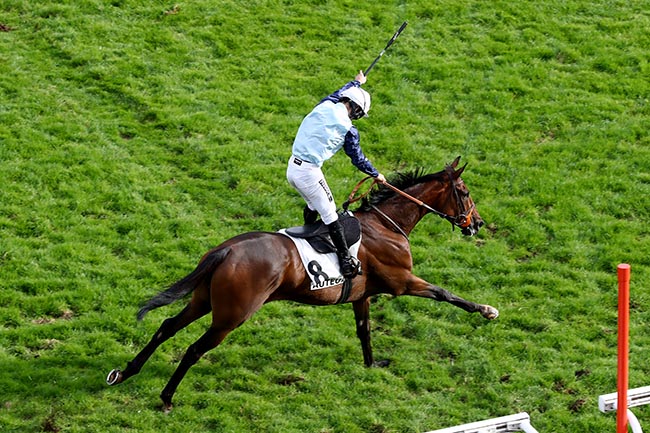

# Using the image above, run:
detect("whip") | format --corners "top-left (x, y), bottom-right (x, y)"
top-left (364, 21), bottom-right (408, 75)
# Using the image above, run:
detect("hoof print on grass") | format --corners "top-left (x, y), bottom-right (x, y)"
top-left (277, 374), bottom-right (305, 386)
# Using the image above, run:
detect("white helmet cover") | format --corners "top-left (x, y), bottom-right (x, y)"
top-left (340, 87), bottom-right (371, 117)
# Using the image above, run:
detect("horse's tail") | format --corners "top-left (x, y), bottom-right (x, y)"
top-left (137, 247), bottom-right (231, 321)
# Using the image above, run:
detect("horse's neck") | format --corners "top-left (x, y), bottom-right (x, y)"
top-left (419, 182), bottom-right (450, 212)
top-left (377, 182), bottom-right (448, 235)
top-left (374, 200), bottom-right (421, 236)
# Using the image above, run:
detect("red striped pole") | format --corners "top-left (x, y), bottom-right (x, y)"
top-left (617, 263), bottom-right (631, 433)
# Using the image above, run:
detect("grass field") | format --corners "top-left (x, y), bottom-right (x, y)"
top-left (2, 0), bottom-right (650, 432)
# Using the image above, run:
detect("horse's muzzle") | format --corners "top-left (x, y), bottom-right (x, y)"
top-left (461, 214), bottom-right (484, 236)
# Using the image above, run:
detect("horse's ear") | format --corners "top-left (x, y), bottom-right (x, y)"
top-left (456, 162), bottom-right (467, 177)
top-left (450, 156), bottom-right (461, 168)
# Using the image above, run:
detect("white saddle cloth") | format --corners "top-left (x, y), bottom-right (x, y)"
top-left (278, 229), bottom-right (361, 291)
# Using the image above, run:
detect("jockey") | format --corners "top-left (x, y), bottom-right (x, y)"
top-left (287, 70), bottom-right (386, 279)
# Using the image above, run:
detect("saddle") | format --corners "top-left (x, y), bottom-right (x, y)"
top-left (285, 212), bottom-right (361, 254)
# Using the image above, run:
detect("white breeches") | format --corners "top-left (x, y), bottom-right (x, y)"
top-left (286, 156), bottom-right (339, 225)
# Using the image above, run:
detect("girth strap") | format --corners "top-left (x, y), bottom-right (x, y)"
top-left (336, 278), bottom-right (353, 304)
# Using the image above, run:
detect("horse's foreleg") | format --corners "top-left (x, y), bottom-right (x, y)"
top-left (405, 276), bottom-right (499, 319)
top-left (107, 302), bottom-right (210, 386)
top-left (352, 298), bottom-right (373, 367)
top-left (159, 326), bottom-right (230, 413)
top-left (352, 298), bottom-right (390, 368)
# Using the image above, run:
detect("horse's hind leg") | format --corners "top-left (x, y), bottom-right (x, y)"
top-left (159, 326), bottom-right (232, 413)
top-left (158, 278), bottom-right (271, 412)
top-left (107, 300), bottom-right (211, 386)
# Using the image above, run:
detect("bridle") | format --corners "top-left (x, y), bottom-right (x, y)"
top-left (343, 173), bottom-right (475, 238)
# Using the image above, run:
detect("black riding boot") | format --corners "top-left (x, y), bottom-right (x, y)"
top-left (303, 205), bottom-right (319, 225)
top-left (327, 219), bottom-right (361, 279)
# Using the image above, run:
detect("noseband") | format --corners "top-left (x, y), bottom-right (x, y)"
top-left (446, 171), bottom-right (475, 230)
top-left (343, 174), bottom-right (475, 237)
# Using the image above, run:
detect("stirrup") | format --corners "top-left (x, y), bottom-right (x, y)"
top-left (341, 256), bottom-right (362, 279)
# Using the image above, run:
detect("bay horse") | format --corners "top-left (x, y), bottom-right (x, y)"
top-left (106, 156), bottom-right (498, 412)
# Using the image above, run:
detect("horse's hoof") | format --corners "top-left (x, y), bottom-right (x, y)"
top-left (481, 305), bottom-right (499, 320)
top-left (106, 369), bottom-right (123, 386)
top-left (161, 401), bottom-right (173, 414)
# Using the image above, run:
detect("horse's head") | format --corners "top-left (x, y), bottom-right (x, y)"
top-left (357, 157), bottom-right (484, 237)
top-left (441, 156), bottom-right (484, 236)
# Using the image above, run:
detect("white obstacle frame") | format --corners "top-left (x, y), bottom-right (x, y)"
top-left (599, 386), bottom-right (650, 433)
top-left (423, 412), bottom-right (539, 433)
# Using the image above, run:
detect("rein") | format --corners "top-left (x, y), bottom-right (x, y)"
top-left (342, 176), bottom-right (378, 210)
top-left (369, 203), bottom-right (409, 239)
top-left (343, 175), bottom-right (474, 235)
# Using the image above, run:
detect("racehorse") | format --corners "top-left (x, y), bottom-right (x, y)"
top-left (106, 156), bottom-right (498, 412)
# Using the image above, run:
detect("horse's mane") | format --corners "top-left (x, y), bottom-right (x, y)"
top-left (356, 167), bottom-right (447, 211)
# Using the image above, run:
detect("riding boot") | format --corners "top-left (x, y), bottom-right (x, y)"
top-left (303, 205), bottom-right (319, 225)
top-left (327, 219), bottom-right (361, 279)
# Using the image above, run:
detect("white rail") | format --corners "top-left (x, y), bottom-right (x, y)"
top-left (598, 385), bottom-right (650, 433)
top-left (424, 412), bottom-right (538, 433)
